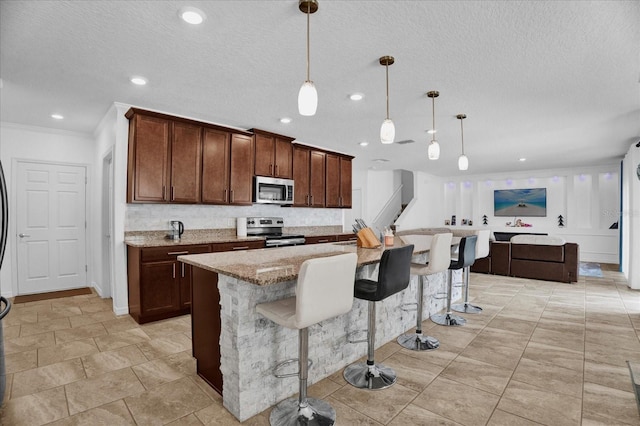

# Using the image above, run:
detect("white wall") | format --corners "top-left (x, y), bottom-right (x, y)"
top-left (621, 142), bottom-right (639, 289)
top-left (0, 123), bottom-right (95, 298)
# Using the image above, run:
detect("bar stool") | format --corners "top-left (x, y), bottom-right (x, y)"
top-left (397, 233), bottom-right (452, 351)
top-left (452, 230), bottom-right (489, 314)
top-left (343, 244), bottom-right (414, 390)
top-left (256, 253), bottom-right (358, 426)
top-left (431, 235), bottom-right (477, 327)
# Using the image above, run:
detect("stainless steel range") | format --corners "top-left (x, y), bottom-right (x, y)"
top-left (246, 217), bottom-right (305, 248)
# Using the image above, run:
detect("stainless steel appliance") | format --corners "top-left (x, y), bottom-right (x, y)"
top-left (166, 220), bottom-right (184, 240)
top-left (0, 161), bottom-right (11, 405)
top-left (252, 176), bottom-right (294, 205)
top-left (246, 217), bottom-right (305, 247)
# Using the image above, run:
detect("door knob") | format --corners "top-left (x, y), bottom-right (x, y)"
top-left (19, 233), bottom-right (30, 238)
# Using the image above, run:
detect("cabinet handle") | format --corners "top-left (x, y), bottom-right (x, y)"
top-left (223, 189), bottom-right (228, 202)
top-left (168, 251), bottom-right (189, 256)
top-left (171, 186), bottom-right (174, 201)
top-left (269, 164), bottom-right (273, 175)
top-left (181, 263), bottom-right (185, 278)
top-left (310, 195), bottom-right (313, 205)
top-left (230, 189), bottom-right (234, 203)
top-left (318, 239), bottom-right (329, 243)
top-left (172, 264), bottom-right (176, 279)
top-left (274, 164), bottom-right (278, 176)
top-left (339, 196), bottom-right (342, 206)
top-left (233, 246), bottom-right (249, 250)
top-left (162, 186), bottom-right (166, 200)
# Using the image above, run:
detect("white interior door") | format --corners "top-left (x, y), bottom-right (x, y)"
top-left (16, 161), bottom-right (87, 295)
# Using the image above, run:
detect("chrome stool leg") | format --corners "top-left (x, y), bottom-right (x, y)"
top-left (397, 275), bottom-right (440, 350)
top-left (431, 270), bottom-right (466, 326)
top-left (452, 266), bottom-right (483, 314)
top-left (270, 328), bottom-right (336, 426)
top-left (344, 301), bottom-right (397, 390)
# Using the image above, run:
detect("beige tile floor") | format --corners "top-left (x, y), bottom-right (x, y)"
top-left (1, 266), bottom-right (639, 425)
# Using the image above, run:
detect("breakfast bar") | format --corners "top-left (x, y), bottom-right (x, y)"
top-left (179, 235), bottom-right (460, 421)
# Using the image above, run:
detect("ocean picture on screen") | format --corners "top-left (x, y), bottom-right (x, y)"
top-left (494, 188), bottom-right (547, 217)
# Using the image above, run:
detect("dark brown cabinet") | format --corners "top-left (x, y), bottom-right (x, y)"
top-left (252, 129), bottom-right (294, 179)
top-left (202, 130), bottom-right (253, 205)
top-left (171, 122), bottom-right (202, 203)
top-left (127, 244), bottom-right (210, 324)
top-left (304, 235), bottom-right (337, 244)
top-left (293, 144), bottom-right (325, 207)
top-left (126, 113), bottom-right (171, 202)
top-left (326, 154), bottom-right (353, 208)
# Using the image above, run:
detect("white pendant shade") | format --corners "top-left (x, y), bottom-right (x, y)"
top-left (380, 118), bottom-right (395, 144)
top-left (458, 154), bottom-right (469, 170)
top-left (298, 81), bottom-right (318, 116)
top-left (428, 140), bottom-right (440, 160)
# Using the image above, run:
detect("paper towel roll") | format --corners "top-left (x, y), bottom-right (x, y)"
top-left (236, 217), bottom-right (247, 237)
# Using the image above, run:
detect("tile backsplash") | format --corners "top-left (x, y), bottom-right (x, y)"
top-left (125, 203), bottom-right (343, 231)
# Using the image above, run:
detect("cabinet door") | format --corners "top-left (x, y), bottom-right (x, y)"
top-left (274, 138), bottom-right (293, 179)
top-left (292, 145), bottom-right (310, 206)
top-left (128, 114), bottom-right (170, 202)
top-left (339, 157), bottom-right (352, 208)
top-left (139, 261), bottom-right (179, 316)
top-left (254, 133), bottom-right (274, 177)
top-left (202, 129), bottom-right (230, 204)
top-left (171, 122), bottom-right (202, 203)
top-left (325, 153), bottom-right (340, 208)
top-left (229, 134), bottom-right (253, 204)
top-left (309, 150), bottom-right (326, 207)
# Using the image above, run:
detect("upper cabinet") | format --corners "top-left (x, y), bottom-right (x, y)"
top-left (326, 154), bottom-right (353, 208)
top-left (292, 144), bottom-right (326, 207)
top-left (126, 112), bottom-right (171, 202)
top-left (126, 108), bottom-right (253, 205)
top-left (251, 129), bottom-right (294, 179)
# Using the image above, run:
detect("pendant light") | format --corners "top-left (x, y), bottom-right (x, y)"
top-left (427, 91), bottom-right (440, 160)
top-left (298, 0), bottom-right (318, 116)
top-left (457, 114), bottom-right (469, 170)
top-left (379, 56), bottom-right (395, 144)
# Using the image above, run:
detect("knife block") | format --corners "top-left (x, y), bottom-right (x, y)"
top-left (356, 228), bottom-right (381, 248)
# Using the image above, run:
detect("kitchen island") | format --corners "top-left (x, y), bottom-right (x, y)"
top-left (179, 236), bottom-right (460, 421)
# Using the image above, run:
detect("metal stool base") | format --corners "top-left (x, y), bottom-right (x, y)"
top-left (343, 363), bottom-right (396, 390)
top-left (431, 313), bottom-right (466, 326)
top-left (397, 333), bottom-right (440, 351)
top-left (451, 303), bottom-right (483, 314)
top-left (269, 397), bottom-right (336, 426)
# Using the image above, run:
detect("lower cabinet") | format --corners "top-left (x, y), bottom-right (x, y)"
top-left (127, 244), bottom-right (210, 324)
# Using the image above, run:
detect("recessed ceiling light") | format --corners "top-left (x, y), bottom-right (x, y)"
top-left (51, 114), bottom-right (64, 120)
top-left (349, 93), bottom-right (364, 101)
top-left (372, 158), bottom-right (390, 163)
top-left (359, 141), bottom-right (369, 147)
top-left (519, 157), bottom-right (526, 162)
top-left (130, 76), bottom-right (148, 86)
top-left (179, 7), bottom-right (206, 25)
top-left (427, 129), bottom-right (437, 134)
top-left (279, 117), bottom-right (292, 124)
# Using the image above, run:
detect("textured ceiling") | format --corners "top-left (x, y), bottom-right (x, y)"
top-left (1, 0), bottom-right (639, 176)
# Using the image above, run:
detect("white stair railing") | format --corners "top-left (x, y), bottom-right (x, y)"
top-left (371, 185), bottom-right (403, 234)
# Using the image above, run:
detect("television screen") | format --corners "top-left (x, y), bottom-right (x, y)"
top-left (494, 188), bottom-right (547, 217)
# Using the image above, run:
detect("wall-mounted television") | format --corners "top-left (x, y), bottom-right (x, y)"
top-left (494, 188), bottom-right (547, 217)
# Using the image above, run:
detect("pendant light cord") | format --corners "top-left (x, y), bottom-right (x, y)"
top-left (460, 117), bottom-right (465, 155)
top-left (385, 64), bottom-right (390, 119)
top-left (306, 4), bottom-right (310, 82)
top-left (431, 96), bottom-right (436, 142)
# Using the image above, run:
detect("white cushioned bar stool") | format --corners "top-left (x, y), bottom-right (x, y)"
top-left (397, 233), bottom-right (452, 350)
top-left (343, 244), bottom-right (414, 390)
top-left (452, 229), bottom-right (490, 314)
top-left (256, 253), bottom-right (358, 426)
top-left (431, 235), bottom-right (477, 326)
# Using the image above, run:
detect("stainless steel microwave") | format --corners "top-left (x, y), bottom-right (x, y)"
top-left (252, 176), bottom-right (294, 205)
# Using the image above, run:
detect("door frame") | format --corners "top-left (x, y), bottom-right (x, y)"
top-left (102, 150), bottom-right (115, 298)
top-left (10, 158), bottom-right (91, 297)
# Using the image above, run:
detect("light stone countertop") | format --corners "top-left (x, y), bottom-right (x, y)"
top-left (179, 235), bottom-right (444, 286)
top-left (124, 226), bottom-right (351, 248)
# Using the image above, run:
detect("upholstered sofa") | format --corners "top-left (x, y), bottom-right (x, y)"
top-left (472, 234), bottom-right (579, 283)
